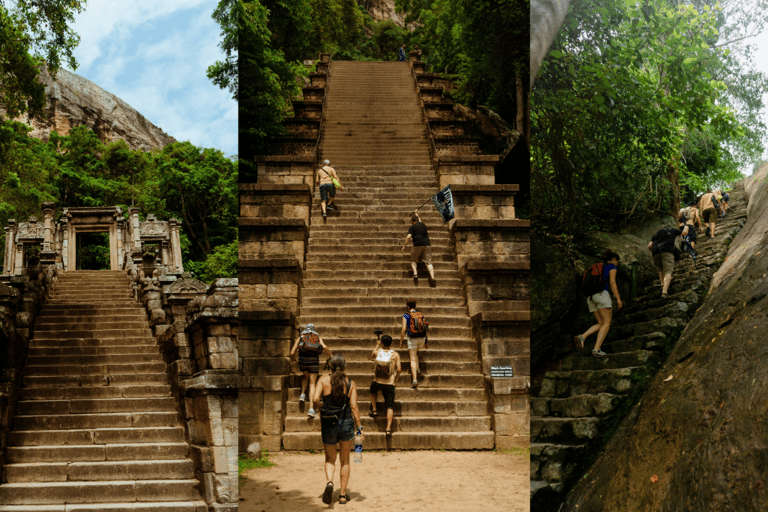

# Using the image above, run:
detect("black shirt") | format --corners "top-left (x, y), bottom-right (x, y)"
top-left (651, 227), bottom-right (683, 254)
top-left (409, 222), bottom-right (431, 246)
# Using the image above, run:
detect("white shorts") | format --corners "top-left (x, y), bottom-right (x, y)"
top-left (407, 337), bottom-right (426, 350)
top-left (587, 290), bottom-right (612, 312)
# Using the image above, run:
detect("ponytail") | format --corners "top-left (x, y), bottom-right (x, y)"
top-left (329, 354), bottom-right (347, 402)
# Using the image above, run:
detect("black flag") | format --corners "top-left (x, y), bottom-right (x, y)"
top-left (431, 185), bottom-right (454, 222)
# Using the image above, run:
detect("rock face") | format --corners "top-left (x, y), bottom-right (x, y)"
top-left (2, 67), bottom-right (176, 152)
top-left (361, 0), bottom-right (408, 26)
top-left (561, 166), bottom-right (768, 511)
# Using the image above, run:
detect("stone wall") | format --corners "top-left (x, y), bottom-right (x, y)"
top-left (0, 265), bottom-right (56, 482)
top-left (133, 266), bottom-right (239, 512)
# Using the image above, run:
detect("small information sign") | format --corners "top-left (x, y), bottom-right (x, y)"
top-left (490, 366), bottom-right (514, 378)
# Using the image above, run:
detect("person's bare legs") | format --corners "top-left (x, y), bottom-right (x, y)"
top-left (369, 391), bottom-right (377, 415)
top-left (426, 263), bottom-right (435, 280)
top-left (410, 260), bottom-right (418, 277)
top-left (662, 273), bottom-right (673, 295)
top-left (593, 307), bottom-right (613, 352)
top-left (320, 199), bottom-right (327, 215)
top-left (301, 371), bottom-right (308, 397)
top-left (710, 221), bottom-right (716, 239)
top-left (409, 347), bottom-right (419, 382)
top-left (385, 407), bottom-right (393, 431)
top-left (324, 443), bottom-right (337, 484)
top-left (308, 373), bottom-right (318, 410)
top-left (580, 310), bottom-right (604, 341)
top-left (338, 440), bottom-right (351, 498)
top-left (658, 271), bottom-right (665, 291)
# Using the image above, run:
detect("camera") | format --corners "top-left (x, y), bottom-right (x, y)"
top-left (374, 329), bottom-right (383, 336)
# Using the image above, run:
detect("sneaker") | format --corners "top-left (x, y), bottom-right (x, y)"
top-left (411, 380), bottom-right (418, 388)
top-left (299, 393), bottom-right (306, 402)
top-left (326, 204), bottom-right (336, 211)
top-left (322, 213), bottom-right (327, 220)
top-left (308, 408), bottom-right (317, 418)
top-left (592, 349), bottom-right (607, 358)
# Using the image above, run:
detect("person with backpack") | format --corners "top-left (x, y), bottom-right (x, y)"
top-left (697, 189), bottom-right (720, 239)
top-left (679, 202), bottom-right (702, 232)
top-left (313, 355), bottom-right (363, 505)
top-left (399, 298), bottom-right (429, 387)
top-left (316, 159), bottom-right (343, 220)
top-left (574, 250), bottom-right (623, 358)
top-left (402, 211), bottom-right (436, 284)
top-left (290, 324), bottom-right (333, 419)
top-left (369, 334), bottom-right (401, 436)
top-left (648, 224), bottom-right (690, 298)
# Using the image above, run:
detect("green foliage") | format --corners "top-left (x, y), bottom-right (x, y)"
top-left (197, 240), bottom-right (238, 283)
top-left (0, 0), bottom-right (85, 119)
top-left (238, 452), bottom-right (276, 474)
top-left (531, 0), bottom-right (760, 234)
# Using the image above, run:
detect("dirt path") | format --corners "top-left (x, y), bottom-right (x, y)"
top-left (240, 449), bottom-right (529, 512)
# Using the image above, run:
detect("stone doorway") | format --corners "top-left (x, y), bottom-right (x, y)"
top-left (75, 231), bottom-right (111, 270)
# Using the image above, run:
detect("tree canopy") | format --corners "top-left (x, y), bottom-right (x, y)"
top-left (0, 0), bottom-right (85, 119)
top-left (532, 0), bottom-right (767, 234)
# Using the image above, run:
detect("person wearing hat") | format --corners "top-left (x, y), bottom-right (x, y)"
top-left (290, 323), bottom-right (333, 418)
top-left (316, 159), bottom-right (343, 220)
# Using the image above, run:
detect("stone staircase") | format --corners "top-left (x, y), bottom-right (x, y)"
top-left (281, 60), bottom-right (494, 450)
top-left (530, 192), bottom-right (748, 507)
top-left (0, 270), bottom-right (205, 512)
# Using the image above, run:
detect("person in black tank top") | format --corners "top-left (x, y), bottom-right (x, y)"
top-left (313, 355), bottom-right (363, 505)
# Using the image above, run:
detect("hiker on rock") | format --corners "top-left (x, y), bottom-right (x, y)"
top-left (402, 211), bottom-right (436, 284)
top-left (398, 43), bottom-right (407, 62)
top-left (369, 334), bottom-right (401, 436)
top-left (715, 189), bottom-right (730, 217)
top-left (316, 159), bottom-right (342, 220)
top-left (314, 355), bottom-right (363, 505)
top-left (679, 202), bottom-right (702, 232)
top-left (574, 250), bottom-right (623, 358)
top-left (400, 298), bottom-right (429, 387)
top-left (697, 189), bottom-right (720, 239)
top-left (290, 324), bottom-right (333, 419)
top-left (648, 224), bottom-right (690, 298)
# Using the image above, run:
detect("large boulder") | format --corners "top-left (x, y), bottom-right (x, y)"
top-left (566, 165), bottom-right (768, 511)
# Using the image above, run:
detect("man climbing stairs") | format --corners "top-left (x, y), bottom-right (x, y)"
top-left (0, 270), bottom-right (206, 511)
top-left (530, 191), bottom-right (748, 505)
top-left (281, 61), bottom-right (494, 450)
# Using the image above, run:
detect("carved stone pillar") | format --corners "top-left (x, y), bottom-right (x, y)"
top-left (60, 217), bottom-right (70, 271)
top-left (129, 207), bottom-right (142, 264)
top-left (3, 220), bottom-right (16, 276)
top-left (14, 242), bottom-right (24, 277)
top-left (40, 202), bottom-right (56, 266)
top-left (116, 219), bottom-right (125, 269)
top-left (169, 219), bottom-right (184, 272)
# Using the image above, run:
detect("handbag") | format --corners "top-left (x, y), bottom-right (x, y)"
top-left (321, 166), bottom-right (341, 189)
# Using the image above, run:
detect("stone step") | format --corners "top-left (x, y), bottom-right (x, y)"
top-left (282, 431), bottom-right (494, 451)
top-left (29, 338), bottom-right (156, 349)
top-left (611, 316), bottom-right (687, 340)
top-left (530, 443), bottom-right (589, 483)
top-left (6, 443), bottom-right (188, 464)
top-left (294, 339), bottom-right (476, 351)
top-left (16, 397), bottom-right (176, 415)
top-left (302, 269), bottom-right (457, 281)
top-left (286, 387), bottom-right (486, 402)
top-left (9, 427), bottom-right (184, 446)
top-left (301, 294), bottom-right (464, 308)
top-left (34, 323), bottom-right (150, 333)
top-left (297, 310), bottom-right (470, 327)
top-left (562, 350), bottom-right (659, 371)
top-left (531, 393), bottom-right (621, 418)
top-left (300, 373), bottom-right (484, 388)
top-left (530, 416), bottom-right (602, 444)
top-left (35, 314), bottom-right (148, 325)
top-left (605, 332), bottom-right (667, 353)
top-left (20, 385), bottom-right (171, 400)
top-left (538, 367), bottom-right (643, 398)
top-left (32, 329), bottom-right (154, 340)
top-left (320, 165), bottom-right (434, 173)
top-left (302, 277), bottom-right (461, 288)
top-left (285, 415), bottom-right (491, 433)
top-left (24, 373), bottom-right (168, 388)
top-left (307, 237), bottom-right (449, 247)
top-left (24, 362), bottom-right (166, 376)
top-left (0, 480), bottom-right (201, 505)
top-left (317, 158), bottom-right (432, 165)
top-left (331, 360), bottom-right (481, 375)
top-left (2, 459), bottom-right (194, 483)
top-left (28, 346), bottom-right (160, 357)
top-left (305, 347), bottom-right (478, 362)
top-left (13, 412), bottom-right (178, 431)
top-left (301, 286), bottom-right (462, 298)
top-left (26, 354), bottom-right (164, 366)
top-left (287, 399), bottom-right (488, 417)
top-left (292, 325), bottom-right (471, 339)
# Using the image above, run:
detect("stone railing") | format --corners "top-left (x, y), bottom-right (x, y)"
top-left (129, 262), bottom-right (238, 512)
top-left (0, 261), bottom-right (57, 482)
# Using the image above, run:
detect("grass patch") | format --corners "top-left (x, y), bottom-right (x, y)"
top-left (239, 451), bottom-right (276, 475)
top-left (496, 447), bottom-right (530, 456)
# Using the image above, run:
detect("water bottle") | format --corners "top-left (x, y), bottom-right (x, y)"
top-left (353, 429), bottom-right (363, 464)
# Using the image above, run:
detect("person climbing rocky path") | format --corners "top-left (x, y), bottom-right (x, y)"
top-left (530, 190), bottom-right (748, 509)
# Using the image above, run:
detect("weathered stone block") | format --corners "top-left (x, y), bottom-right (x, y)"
top-left (210, 353), bottom-right (238, 369)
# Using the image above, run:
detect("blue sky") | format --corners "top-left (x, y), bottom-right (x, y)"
top-left (69, 0), bottom-right (236, 157)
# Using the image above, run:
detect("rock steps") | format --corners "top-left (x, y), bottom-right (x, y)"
top-left (530, 193), bottom-right (748, 502)
top-left (0, 271), bottom-right (205, 511)
top-left (283, 61), bottom-right (493, 450)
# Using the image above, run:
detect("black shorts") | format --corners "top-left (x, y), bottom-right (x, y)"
top-left (369, 381), bottom-right (396, 410)
top-left (320, 183), bottom-right (336, 202)
top-left (298, 352), bottom-right (320, 374)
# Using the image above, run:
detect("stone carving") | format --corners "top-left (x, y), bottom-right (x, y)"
top-left (168, 277), bottom-right (209, 295)
top-left (140, 215), bottom-right (170, 237)
top-left (15, 223), bottom-right (44, 240)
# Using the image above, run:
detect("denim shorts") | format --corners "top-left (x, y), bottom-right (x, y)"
top-left (320, 413), bottom-right (355, 445)
top-left (320, 183), bottom-right (336, 202)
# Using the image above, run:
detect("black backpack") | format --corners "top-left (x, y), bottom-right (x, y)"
top-left (581, 263), bottom-right (606, 297)
top-left (711, 194), bottom-right (720, 210)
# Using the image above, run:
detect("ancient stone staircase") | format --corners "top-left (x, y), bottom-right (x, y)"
top-left (530, 191), bottom-right (748, 505)
top-left (281, 60), bottom-right (494, 450)
top-left (0, 270), bottom-right (205, 512)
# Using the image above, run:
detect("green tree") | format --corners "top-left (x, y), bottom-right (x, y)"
top-left (0, 0), bottom-right (85, 119)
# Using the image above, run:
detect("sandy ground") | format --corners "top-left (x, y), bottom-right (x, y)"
top-left (239, 449), bottom-right (529, 512)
